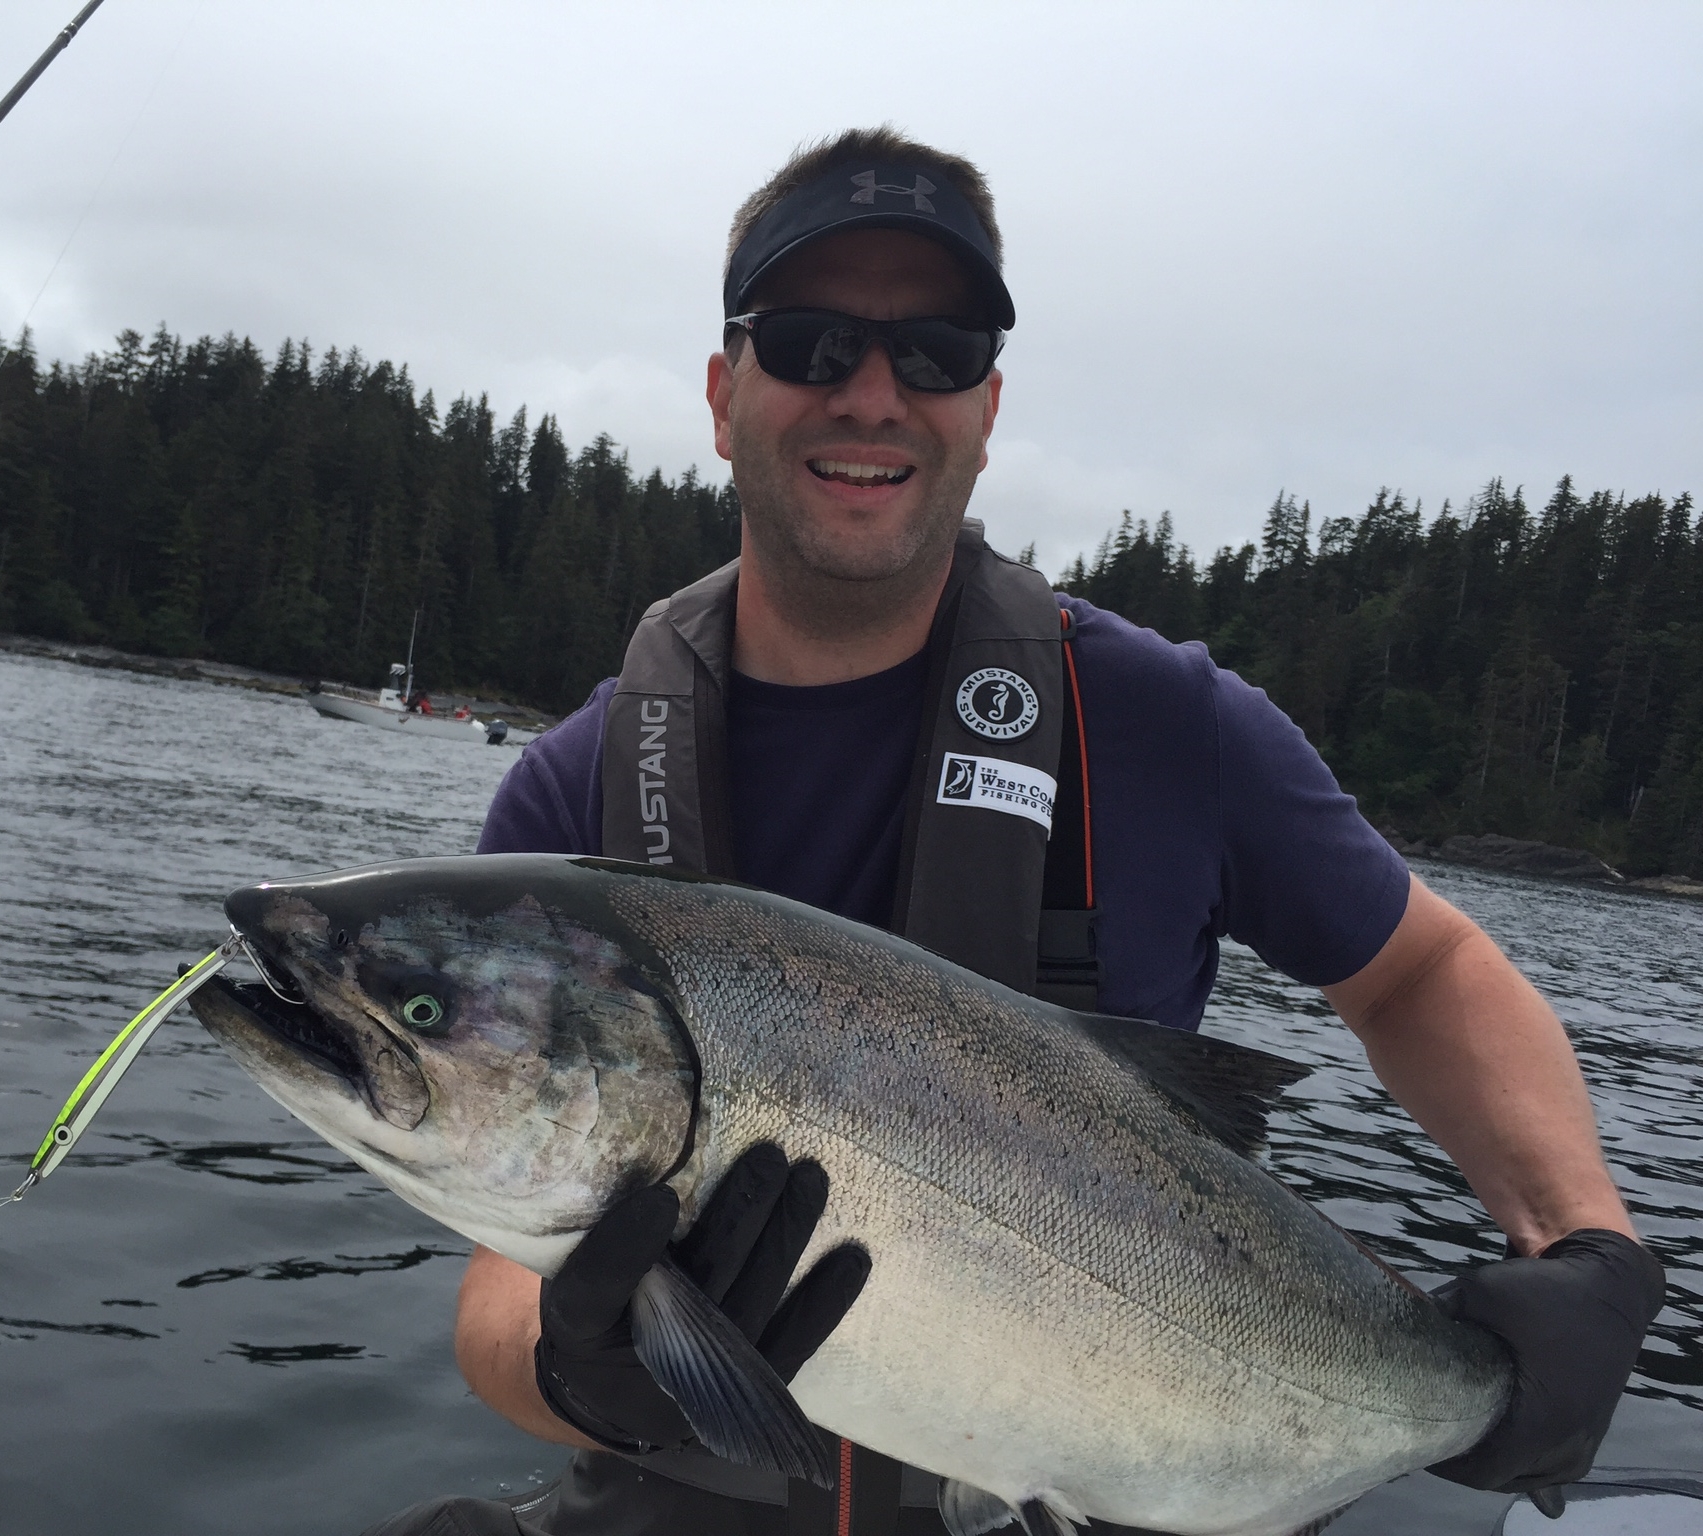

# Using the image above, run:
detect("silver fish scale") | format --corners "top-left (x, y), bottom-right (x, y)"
top-left (604, 873), bottom-right (1509, 1458)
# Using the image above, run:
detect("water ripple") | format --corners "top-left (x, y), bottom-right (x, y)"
top-left (1, 648), bottom-right (1697, 1535)
top-left (178, 1246), bottom-right (468, 1288)
top-left (1204, 859), bottom-right (1703, 1412)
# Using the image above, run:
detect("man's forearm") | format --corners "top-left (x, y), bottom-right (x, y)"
top-left (455, 1245), bottom-right (600, 1448)
top-left (1324, 877), bottom-right (1635, 1256)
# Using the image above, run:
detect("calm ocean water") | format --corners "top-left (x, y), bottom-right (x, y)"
top-left (1, 649), bottom-right (1698, 1535)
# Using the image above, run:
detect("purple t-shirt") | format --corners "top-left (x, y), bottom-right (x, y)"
top-left (476, 597), bottom-right (1410, 1030)
top-left (725, 652), bottom-right (929, 924)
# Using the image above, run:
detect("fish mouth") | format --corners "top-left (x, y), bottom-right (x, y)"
top-left (202, 903), bottom-right (433, 1132)
top-left (201, 973), bottom-right (366, 1085)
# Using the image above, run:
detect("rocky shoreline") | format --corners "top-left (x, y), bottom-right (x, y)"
top-left (0, 632), bottom-right (559, 732)
top-left (1380, 827), bottom-right (1703, 899)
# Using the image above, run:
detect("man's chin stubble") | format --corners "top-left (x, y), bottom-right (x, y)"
top-left (737, 475), bottom-right (975, 640)
top-left (784, 514), bottom-right (937, 583)
top-left (743, 515), bottom-right (947, 641)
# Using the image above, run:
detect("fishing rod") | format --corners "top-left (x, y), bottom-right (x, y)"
top-left (5, 931), bottom-right (246, 1204)
top-left (0, 0), bottom-right (109, 128)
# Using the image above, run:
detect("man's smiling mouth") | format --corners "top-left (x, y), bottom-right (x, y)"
top-left (807, 459), bottom-right (915, 487)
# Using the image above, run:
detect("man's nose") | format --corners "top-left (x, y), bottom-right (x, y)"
top-left (822, 340), bottom-right (908, 424)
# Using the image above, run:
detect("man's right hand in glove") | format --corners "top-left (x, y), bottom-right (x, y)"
top-left (454, 1143), bottom-right (869, 1452)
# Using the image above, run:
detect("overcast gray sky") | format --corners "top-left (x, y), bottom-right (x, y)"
top-left (2, 1), bottom-right (1698, 575)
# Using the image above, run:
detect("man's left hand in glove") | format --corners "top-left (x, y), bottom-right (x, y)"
top-left (1428, 1228), bottom-right (1666, 1507)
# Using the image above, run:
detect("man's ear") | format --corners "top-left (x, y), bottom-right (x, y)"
top-left (976, 368), bottom-right (1003, 474)
top-left (707, 351), bottom-right (736, 463)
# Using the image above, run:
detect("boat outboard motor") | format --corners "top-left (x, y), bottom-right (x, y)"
top-left (485, 719), bottom-right (509, 746)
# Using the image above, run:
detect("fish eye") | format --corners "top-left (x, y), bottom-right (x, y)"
top-left (400, 994), bottom-right (445, 1031)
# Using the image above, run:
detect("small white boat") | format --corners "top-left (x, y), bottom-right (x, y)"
top-left (307, 664), bottom-right (536, 746)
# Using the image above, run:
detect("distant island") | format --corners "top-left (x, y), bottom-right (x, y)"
top-left (1, 326), bottom-right (1697, 880)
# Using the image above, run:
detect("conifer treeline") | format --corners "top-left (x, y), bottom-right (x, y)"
top-left (1, 327), bottom-right (1698, 875)
top-left (0, 327), bottom-right (740, 714)
top-left (1057, 485), bottom-right (1702, 876)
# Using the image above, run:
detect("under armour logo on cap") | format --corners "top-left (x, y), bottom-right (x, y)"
top-left (723, 158), bottom-right (1014, 328)
top-left (849, 169), bottom-right (936, 213)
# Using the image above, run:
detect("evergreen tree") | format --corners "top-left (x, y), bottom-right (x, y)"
top-left (2, 324), bottom-right (1696, 874)
top-left (0, 326), bottom-right (741, 718)
top-left (1057, 473), bottom-right (1700, 875)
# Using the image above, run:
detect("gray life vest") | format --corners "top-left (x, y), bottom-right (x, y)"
top-left (601, 519), bottom-right (1092, 997)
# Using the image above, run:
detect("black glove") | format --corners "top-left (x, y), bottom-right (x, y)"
top-left (1428, 1229), bottom-right (1666, 1503)
top-left (534, 1143), bottom-right (870, 1455)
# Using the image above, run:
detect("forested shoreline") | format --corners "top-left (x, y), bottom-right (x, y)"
top-left (1058, 483), bottom-right (1701, 878)
top-left (0, 328), bottom-right (741, 716)
top-left (2, 327), bottom-right (1699, 876)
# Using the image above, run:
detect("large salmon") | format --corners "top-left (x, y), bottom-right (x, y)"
top-left (189, 853), bottom-right (1509, 1536)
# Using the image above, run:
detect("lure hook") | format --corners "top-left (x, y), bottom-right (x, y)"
top-left (238, 934), bottom-right (305, 1004)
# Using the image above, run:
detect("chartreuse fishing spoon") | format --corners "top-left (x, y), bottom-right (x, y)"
top-left (6, 933), bottom-right (245, 1204)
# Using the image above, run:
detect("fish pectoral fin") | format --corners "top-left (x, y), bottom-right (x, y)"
top-left (1075, 1012), bottom-right (1311, 1158)
top-left (938, 1479), bottom-right (1019, 1536)
top-left (629, 1256), bottom-right (833, 1489)
top-left (1016, 1496), bottom-right (1083, 1536)
top-left (937, 1483), bottom-right (1083, 1536)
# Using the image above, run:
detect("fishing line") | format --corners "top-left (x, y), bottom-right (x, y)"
top-left (5, 0), bottom-right (207, 360)
top-left (5, 929), bottom-right (242, 1205)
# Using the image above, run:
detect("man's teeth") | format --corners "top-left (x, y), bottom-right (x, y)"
top-left (809, 459), bottom-right (912, 483)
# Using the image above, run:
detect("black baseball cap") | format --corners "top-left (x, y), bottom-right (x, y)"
top-left (723, 161), bottom-right (1015, 330)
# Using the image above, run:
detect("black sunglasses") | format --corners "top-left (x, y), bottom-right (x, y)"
top-left (724, 308), bottom-right (1004, 394)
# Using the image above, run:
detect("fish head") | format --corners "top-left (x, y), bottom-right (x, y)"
top-left (190, 854), bottom-right (698, 1274)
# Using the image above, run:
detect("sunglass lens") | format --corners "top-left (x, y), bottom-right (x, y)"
top-left (891, 320), bottom-right (994, 392)
top-left (749, 312), bottom-right (996, 392)
top-left (805, 323), bottom-right (866, 384)
top-left (754, 312), bottom-right (866, 384)
top-left (889, 336), bottom-right (956, 392)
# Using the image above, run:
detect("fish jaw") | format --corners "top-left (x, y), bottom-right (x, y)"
top-left (196, 864), bottom-right (698, 1273)
top-left (191, 973), bottom-right (569, 1268)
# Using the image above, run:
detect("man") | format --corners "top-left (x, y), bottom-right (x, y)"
top-left (372, 129), bottom-right (1663, 1536)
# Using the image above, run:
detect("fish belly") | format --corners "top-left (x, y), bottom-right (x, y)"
top-left (718, 1111), bottom-right (1492, 1536)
